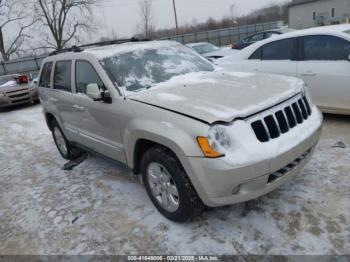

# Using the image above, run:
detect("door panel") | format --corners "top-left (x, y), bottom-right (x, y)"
top-left (297, 35), bottom-right (350, 112)
top-left (51, 90), bottom-right (80, 141)
top-left (51, 60), bottom-right (80, 141)
top-left (73, 60), bottom-right (126, 163)
top-left (297, 61), bottom-right (350, 111)
top-left (242, 60), bottom-right (297, 77)
top-left (72, 94), bottom-right (126, 163)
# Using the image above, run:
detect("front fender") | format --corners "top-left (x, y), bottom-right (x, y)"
top-left (124, 118), bottom-right (206, 170)
top-left (123, 117), bottom-right (213, 204)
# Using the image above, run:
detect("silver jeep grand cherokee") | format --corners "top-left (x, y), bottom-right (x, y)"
top-left (38, 40), bottom-right (323, 222)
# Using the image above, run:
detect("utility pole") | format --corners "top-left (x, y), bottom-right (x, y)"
top-left (230, 4), bottom-right (235, 26)
top-left (172, 0), bottom-right (179, 34)
top-left (230, 3), bottom-right (238, 27)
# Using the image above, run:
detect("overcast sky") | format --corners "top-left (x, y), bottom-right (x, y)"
top-left (95, 0), bottom-right (288, 39)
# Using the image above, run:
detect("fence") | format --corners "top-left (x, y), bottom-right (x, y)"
top-left (0, 20), bottom-right (284, 77)
top-left (161, 21), bottom-right (284, 46)
top-left (0, 55), bottom-right (46, 77)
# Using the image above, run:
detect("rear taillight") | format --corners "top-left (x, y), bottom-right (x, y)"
top-left (17, 75), bottom-right (28, 84)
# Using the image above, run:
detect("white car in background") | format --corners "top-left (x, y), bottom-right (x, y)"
top-left (217, 25), bottom-right (350, 115)
top-left (187, 42), bottom-right (236, 60)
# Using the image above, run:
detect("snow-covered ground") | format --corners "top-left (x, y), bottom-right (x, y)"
top-left (0, 104), bottom-right (349, 255)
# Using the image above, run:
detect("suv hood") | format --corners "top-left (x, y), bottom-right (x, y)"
top-left (129, 71), bottom-right (304, 124)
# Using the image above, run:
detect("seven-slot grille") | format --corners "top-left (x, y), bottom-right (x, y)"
top-left (251, 95), bottom-right (312, 143)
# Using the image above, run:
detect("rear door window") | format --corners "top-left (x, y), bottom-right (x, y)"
top-left (303, 35), bottom-right (350, 61)
top-left (53, 61), bottom-right (72, 92)
top-left (39, 62), bottom-right (53, 88)
top-left (261, 38), bottom-right (295, 60)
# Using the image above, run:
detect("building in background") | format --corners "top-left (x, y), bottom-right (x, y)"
top-left (288, 0), bottom-right (350, 29)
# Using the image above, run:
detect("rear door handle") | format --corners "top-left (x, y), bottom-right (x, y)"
top-left (73, 105), bottom-right (85, 111)
top-left (301, 71), bottom-right (317, 76)
top-left (50, 98), bottom-right (58, 103)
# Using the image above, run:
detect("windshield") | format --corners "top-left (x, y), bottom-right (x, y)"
top-left (192, 43), bottom-right (219, 54)
top-left (100, 43), bottom-right (215, 93)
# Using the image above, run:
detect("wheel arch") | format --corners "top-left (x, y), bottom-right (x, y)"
top-left (45, 112), bottom-right (57, 131)
top-left (132, 139), bottom-right (180, 175)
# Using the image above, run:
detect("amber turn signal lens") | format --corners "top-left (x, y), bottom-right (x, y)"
top-left (197, 137), bottom-right (224, 158)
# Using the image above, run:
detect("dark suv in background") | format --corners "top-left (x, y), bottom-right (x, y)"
top-left (232, 28), bottom-right (295, 50)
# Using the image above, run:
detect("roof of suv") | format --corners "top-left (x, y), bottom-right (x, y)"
top-left (44, 40), bottom-right (177, 62)
top-left (84, 40), bottom-right (175, 59)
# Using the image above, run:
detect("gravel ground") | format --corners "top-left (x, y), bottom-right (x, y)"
top-left (0, 103), bottom-right (349, 255)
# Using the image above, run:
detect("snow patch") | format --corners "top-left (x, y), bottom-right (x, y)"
top-left (0, 80), bottom-right (17, 87)
top-left (224, 71), bottom-right (255, 78)
top-left (156, 93), bottom-right (186, 102)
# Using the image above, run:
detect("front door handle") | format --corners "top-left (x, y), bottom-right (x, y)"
top-left (301, 71), bottom-right (317, 76)
top-left (73, 105), bottom-right (85, 111)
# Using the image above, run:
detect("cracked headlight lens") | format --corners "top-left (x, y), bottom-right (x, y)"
top-left (197, 125), bottom-right (233, 158)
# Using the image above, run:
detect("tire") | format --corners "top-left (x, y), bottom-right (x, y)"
top-left (51, 120), bottom-right (81, 160)
top-left (141, 146), bottom-right (204, 222)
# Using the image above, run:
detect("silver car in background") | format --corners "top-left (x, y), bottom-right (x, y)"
top-left (0, 74), bottom-right (39, 108)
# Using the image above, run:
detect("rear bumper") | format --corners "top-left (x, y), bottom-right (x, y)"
top-left (0, 89), bottom-right (38, 108)
top-left (182, 107), bottom-right (323, 207)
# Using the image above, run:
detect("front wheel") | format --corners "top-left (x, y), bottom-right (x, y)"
top-left (51, 120), bottom-right (81, 160)
top-left (141, 146), bottom-right (204, 222)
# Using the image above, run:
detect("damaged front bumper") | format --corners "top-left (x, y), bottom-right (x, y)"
top-left (182, 106), bottom-right (323, 207)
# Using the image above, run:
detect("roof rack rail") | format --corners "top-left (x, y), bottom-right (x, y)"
top-left (49, 45), bottom-right (83, 56)
top-left (49, 37), bottom-right (150, 56)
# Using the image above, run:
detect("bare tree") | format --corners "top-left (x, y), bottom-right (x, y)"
top-left (0, 0), bottom-right (37, 61)
top-left (35, 0), bottom-right (98, 50)
top-left (138, 0), bottom-right (155, 38)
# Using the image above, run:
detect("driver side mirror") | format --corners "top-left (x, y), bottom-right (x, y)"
top-left (86, 83), bottom-right (101, 100)
top-left (86, 83), bottom-right (112, 104)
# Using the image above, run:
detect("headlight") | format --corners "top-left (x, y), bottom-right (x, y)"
top-left (197, 125), bottom-right (232, 158)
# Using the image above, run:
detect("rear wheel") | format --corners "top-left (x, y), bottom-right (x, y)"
top-left (141, 146), bottom-right (204, 222)
top-left (51, 120), bottom-right (81, 160)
